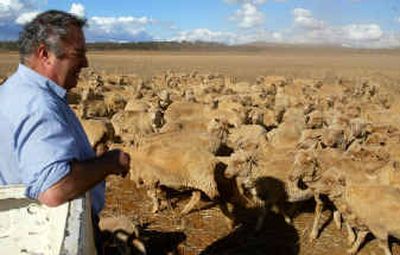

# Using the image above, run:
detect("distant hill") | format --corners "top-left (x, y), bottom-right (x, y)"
top-left (86, 41), bottom-right (232, 51)
top-left (0, 41), bottom-right (18, 51)
top-left (1, 40), bottom-right (398, 53)
top-left (0, 41), bottom-right (233, 52)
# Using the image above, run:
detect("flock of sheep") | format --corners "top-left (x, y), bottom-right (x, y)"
top-left (63, 69), bottom-right (400, 255)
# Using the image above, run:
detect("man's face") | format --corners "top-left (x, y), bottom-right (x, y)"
top-left (48, 26), bottom-right (88, 90)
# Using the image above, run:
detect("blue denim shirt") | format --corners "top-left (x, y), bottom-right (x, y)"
top-left (0, 64), bottom-right (105, 214)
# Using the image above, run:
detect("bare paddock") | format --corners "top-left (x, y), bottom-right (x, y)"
top-left (1, 48), bottom-right (400, 255)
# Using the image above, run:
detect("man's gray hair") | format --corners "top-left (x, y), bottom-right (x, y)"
top-left (18, 10), bottom-right (87, 63)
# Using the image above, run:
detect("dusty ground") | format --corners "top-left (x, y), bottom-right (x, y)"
top-left (2, 48), bottom-right (400, 84)
top-left (102, 174), bottom-right (400, 255)
top-left (2, 48), bottom-right (400, 254)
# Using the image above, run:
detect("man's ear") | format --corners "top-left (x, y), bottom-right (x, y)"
top-left (36, 44), bottom-right (51, 64)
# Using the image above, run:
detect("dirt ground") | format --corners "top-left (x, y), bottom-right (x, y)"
top-left (1, 48), bottom-right (400, 254)
top-left (102, 174), bottom-right (400, 255)
top-left (2, 48), bottom-right (400, 84)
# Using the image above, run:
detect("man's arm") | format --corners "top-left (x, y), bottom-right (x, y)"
top-left (38, 149), bottom-right (130, 207)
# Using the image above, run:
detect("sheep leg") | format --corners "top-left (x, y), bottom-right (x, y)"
top-left (279, 203), bottom-right (292, 224)
top-left (219, 202), bottom-right (237, 229)
top-left (181, 191), bottom-right (201, 215)
top-left (147, 189), bottom-right (160, 213)
top-left (310, 193), bottom-right (323, 241)
top-left (347, 230), bottom-right (368, 254)
top-left (345, 222), bottom-right (356, 245)
top-left (271, 203), bottom-right (292, 224)
top-left (112, 230), bottom-right (147, 255)
top-left (377, 238), bottom-right (391, 255)
top-left (255, 201), bottom-right (267, 232)
top-left (333, 209), bottom-right (342, 230)
top-left (131, 238), bottom-right (147, 255)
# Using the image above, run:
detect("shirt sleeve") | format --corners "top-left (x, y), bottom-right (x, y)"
top-left (14, 102), bottom-right (78, 199)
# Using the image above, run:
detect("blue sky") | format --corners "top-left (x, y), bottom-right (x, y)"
top-left (1, 0), bottom-right (400, 48)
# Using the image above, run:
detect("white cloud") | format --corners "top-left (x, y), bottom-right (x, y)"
top-left (342, 24), bottom-right (383, 41)
top-left (225, 0), bottom-right (285, 30)
top-left (86, 15), bottom-right (153, 42)
top-left (287, 8), bottom-right (389, 48)
top-left (397, 16), bottom-right (400, 23)
top-left (0, 0), bottom-right (24, 15)
top-left (0, 0), bottom-right (38, 39)
top-left (292, 8), bottom-right (325, 29)
top-left (373, 32), bottom-right (400, 48)
top-left (171, 28), bottom-right (238, 44)
top-left (272, 32), bottom-right (282, 41)
top-left (69, 3), bottom-right (85, 18)
top-left (238, 29), bottom-right (284, 43)
top-left (90, 16), bottom-right (151, 30)
top-left (170, 27), bottom-right (283, 45)
top-left (0, 0), bottom-right (27, 22)
top-left (231, 3), bottom-right (264, 28)
top-left (15, 11), bottom-right (39, 24)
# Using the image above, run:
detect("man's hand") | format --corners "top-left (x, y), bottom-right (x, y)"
top-left (99, 149), bottom-right (130, 177)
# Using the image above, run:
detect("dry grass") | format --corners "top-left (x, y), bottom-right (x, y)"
top-left (2, 48), bottom-right (400, 86)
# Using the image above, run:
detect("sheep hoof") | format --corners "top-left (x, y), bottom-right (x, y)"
top-left (151, 207), bottom-right (159, 214)
top-left (284, 215), bottom-right (292, 224)
top-left (347, 233), bottom-right (356, 245)
top-left (309, 230), bottom-right (319, 242)
top-left (131, 238), bottom-right (147, 255)
top-left (346, 247), bottom-right (357, 255)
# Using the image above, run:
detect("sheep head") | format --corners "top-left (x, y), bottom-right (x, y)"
top-left (289, 150), bottom-right (320, 190)
top-left (224, 150), bottom-right (258, 179)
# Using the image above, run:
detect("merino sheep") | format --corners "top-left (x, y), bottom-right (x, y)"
top-left (124, 100), bottom-right (151, 112)
top-left (80, 99), bottom-right (110, 119)
top-left (224, 145), bottom-right (314, 230)
top-left (103, 91), bottom-right (128, 116)
top-left (226, 124), bottom-right (267, 151)
top-left (81, 118), bottom-right (114, 155)
top-left (126, 117), bottom-right (231, 214)
top-left (111, 111), bottom-right (153, 144)
top-left (289, 147), bottom-right (400, 244)
top-left (138, 124), bottom-right (226, 156)
top-left (129, 142), bottom-right (219, 214)
top-left (308, 168), bottom-right (400, 254)
top-left (344, 185), bottom-right (400, 255)
top-left (268, 108), bottom-right (306, 149)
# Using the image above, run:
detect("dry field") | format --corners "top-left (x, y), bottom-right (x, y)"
top-left (1, 48), bottom-right (400, 255)
top-left (2, 48), bottom-right (400, 85)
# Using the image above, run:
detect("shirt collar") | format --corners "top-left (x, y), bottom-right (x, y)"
top-left (18, 64), bottom-right (67, 100)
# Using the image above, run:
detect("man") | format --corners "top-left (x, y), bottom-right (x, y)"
top-left (0, 10), bottom-right (130, 250)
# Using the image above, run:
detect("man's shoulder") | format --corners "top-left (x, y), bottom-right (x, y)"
top-left (0, 73), bottom-right (62, 121)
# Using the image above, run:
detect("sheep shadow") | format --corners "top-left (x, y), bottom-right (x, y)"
top-left (102, 225), bottom-right (186, 255)
top-left (200, 209), bottom-right (299, 255)
top-left (205, 174), bottom-right (300, 255)
top-left (140, 229), bottom-right (186, 255)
